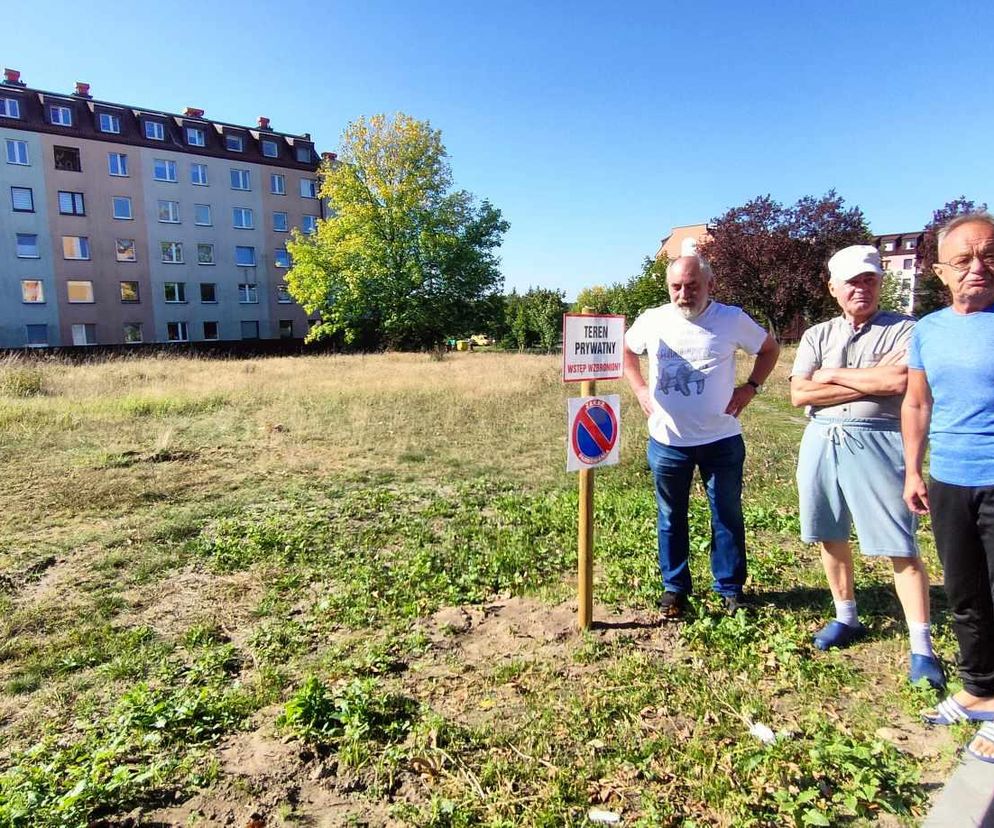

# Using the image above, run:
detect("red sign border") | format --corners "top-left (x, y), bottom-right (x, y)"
top-left (570, 398), bottom-right (619, 465)
top-left (562, 313), bottom-right (626, 384)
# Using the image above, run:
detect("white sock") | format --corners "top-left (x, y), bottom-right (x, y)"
top-left (834, 599), bottom-right (858, 627)
top-left (908, 621), bottom-right (934, 658)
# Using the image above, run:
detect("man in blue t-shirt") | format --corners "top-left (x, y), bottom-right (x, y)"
top-left (903, 213), bottom-right (994, 764)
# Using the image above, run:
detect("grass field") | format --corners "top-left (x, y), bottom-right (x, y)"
top-left (0, 349), bottom-right (964, 826)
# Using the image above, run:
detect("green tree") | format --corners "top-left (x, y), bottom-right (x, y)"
top-left (286, 113), bottom-right (509, 349)
top-left (878, 271), bottom-right (905, 313)
top-left (523, 288), bottom-right (567, 352)
top-left (571, 256), bottom-right (669, 322)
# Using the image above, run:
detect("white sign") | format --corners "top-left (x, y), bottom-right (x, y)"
top-left (567, 395), bottom-right (621, 472)
top-left (562, 313), bottom-right (625, 382)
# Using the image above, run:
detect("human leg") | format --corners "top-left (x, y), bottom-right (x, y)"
top-left (697, 435), bottom-right (746, 597)
top-left (647, 437), bottom-right (695, 597)
top-left (927, 479), bottom-right (994, 716)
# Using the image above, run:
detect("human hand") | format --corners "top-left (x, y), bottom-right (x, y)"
top-left (903, 473), bottom-right (929, 515)
top-left (725, 384), bottom-right (756, 418)
top-left (635, 386), bottom-right (653, 417)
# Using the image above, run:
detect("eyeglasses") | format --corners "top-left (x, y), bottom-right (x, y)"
top-left (935, 251), bottom-right (994, 273)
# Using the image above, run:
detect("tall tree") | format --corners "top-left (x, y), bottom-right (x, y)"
top-left (915, 196), bottom-right (988, 315)
top-left (699, 191), bottom-right (870, 337)
top-left (286, 113), bottom-right (509, 349)
top-left (523, 288), bottom-right (567, 352)
top-left (571, 256), bottom-right (669, 321)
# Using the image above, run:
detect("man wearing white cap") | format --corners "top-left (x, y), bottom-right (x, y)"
top-left (790, 244), bottom-right (944, 689)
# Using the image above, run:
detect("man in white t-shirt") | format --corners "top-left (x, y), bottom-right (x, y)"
top-left (624, 255), bottom-right (779, 618)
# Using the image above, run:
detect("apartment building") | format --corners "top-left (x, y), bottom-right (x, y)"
top-left (0, 69), bottom-right (326, 348)
top-left (874, 231), bottom-right (923, 314)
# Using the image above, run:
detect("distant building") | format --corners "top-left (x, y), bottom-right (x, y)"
top-left (873, 231), bottom-right (923, 315)
top-left (655, 223), bottom-right (710, 261)
top-left (0, 68), bottom-right (329, 348)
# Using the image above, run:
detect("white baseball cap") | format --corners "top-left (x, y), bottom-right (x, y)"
top-left (827, 245), bottom-right (884, 283)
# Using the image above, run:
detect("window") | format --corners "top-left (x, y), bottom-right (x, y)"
top-left (200, 283), bottom-right (217, 303)
top-left (158, 200), bottom-right (180, 223)
top-left (144, 120), bottom-right (165, 140)
top-left (112, 196), bottom-right (133, 220)
top-left (191, 163), bottom-right (208, 185)
top-left (123, 323), bottom-right (143, 344)
top-left (279, 320), bottom-right (294, 339)
top-left (161, 241), bottom-right (183, 263)
top-left (194, 203), bottom-right (212, 226)
top-left (186, 127), bottom-right (205, 146)
top-left (301, 215), bottom-right (319, 234)
top-left (883, 241), bottom-right (895, 252)
top-left (276, 284), bottom-right (293, 304)
top-left (7, 139), bottom-right (29, 165)
top-left (232, 207), bottom-right (254, 229)
top-left (120, 281), bottom-right (140, 302)
top-left (98, 112), bottom-right (120, 133)
top-left (300, 178), bottom-right (318, 198)
top-left (0, 97), bottom-right (20, 118)
top-left (203, 321), bottom-right (219, 341)
top-left (16, 233), bottom-right (39, 258)
top-left (235, 246), bottom-right (256, 267)
top-left (295, 145), bottom-right (312, 163)
top-left (49, 105), bottom-right (72, 126)
top-left (238, 283), bottom-right (259, 303)
top-left (153, 159), bottom-right (177, 182)
top-left (270, 173), bottom-right (285, 195)
top-left (274, 248), bottom-right (290, 268)
top-left (21, 280), bottom-right (44, 303)
top-left (167, 321), bottom-right (189, 342)
top-left (225, 134), bottom-right (244, 152)
top-left (67, 280), bottom-right (95, 303)
top-left (903, 258), bottom-right (914, 270)
top-left (261, 139), bottom-right (278, 158)
top-left (11, 186), bottom-right (34, 212)
top-left (54, 145), bottom-right (81, 172)
top-left (230, 168), bottom-right (250, 190)
top-left (197, 243), bottom-right (215, 265)
top-left (71, 324), bottom-right (97, 346)
top-left (26, 324), bottom-right (48, 347)
top-left (108, 152), bottom-right (128, 176)
top-left (62, 236), bottom-right (91, 260)
top-left (163, 282), bottom-right (187, 303)
top-left (240, 320), bottom-right (260, 340)
top-left (58, 191), bottom-right (85, 216)
top-left (273, 211), bottom-right (288, 232)
top-left (905, 240), bottom-right (916, 251)
top-left (116, 239), bottom-right (136, 262)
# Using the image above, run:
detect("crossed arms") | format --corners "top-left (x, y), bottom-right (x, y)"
top-left (789, 347), bottom-right (908, 407)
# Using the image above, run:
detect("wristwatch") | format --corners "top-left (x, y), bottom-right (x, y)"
top-left (746, 379), bottom-right (763, 393)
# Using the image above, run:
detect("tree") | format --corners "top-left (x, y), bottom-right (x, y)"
top-left (523, 288), bottom-right (567, 352)
top-left (570, 256), bottom-right (669, 321)
top-left (286, 113), bottom-right (509, 349)
top-left (698, 191), bottom-right (870, 338)
top-left (915, 196), bottom-right (988, 315)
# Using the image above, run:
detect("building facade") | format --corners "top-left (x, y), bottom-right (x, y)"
top-left (0, 69), bottom-right (326, 348)
top-left (873, 231), bottom-right (923, 314)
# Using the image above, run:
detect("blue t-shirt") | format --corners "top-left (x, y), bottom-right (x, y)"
top-left (908, 305), bottom-right (994, 486)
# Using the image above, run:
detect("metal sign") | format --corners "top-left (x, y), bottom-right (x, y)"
top-left (562, 313), bottom-right (625, 382)
top-left (567, 395), bottom-right (621, 471)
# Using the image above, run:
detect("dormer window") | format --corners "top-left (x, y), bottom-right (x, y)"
top-left (295, 144), bottom-right (313, 163)
top-left (0, 97), bottom-right (20, 118)
top-left (225, 134), bottom-right (244, 152)
top-left (145, 120), bottom-right (165, 141)
top-left (98, 112), bottom-right (120, 133)
top-left (262, 139), bottom-right (278, 158)
top-left (50, 105), bottom-right (72, 126)
top-left (186, 127), bottom-right (206, 147)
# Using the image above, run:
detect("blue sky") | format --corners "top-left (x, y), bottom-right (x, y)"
top-left (7, 0), bottom-right (993, 299)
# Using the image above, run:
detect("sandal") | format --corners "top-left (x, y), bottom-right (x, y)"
top-left (966, 722), bottom-right (994, 765)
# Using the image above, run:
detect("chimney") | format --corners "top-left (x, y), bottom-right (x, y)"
top-left (3, 68), bottom-right (25, 87)
top-left (257, 116), bottom-right (271, 130)
top-left (184, 107), bottom-right (205, 118)
top-left (74, 82), bottom-right (91, 98)
top-left (321, 152), bottom-right (338, 163)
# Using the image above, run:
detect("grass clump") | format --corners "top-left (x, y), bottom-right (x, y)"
top-left (0, 365), bottom-right (45, 397)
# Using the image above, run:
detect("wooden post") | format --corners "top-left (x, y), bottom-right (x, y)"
top-left (577, 307), bottom-right (595, 630)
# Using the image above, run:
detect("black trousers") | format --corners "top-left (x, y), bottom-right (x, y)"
top-left (929, 477), bottom-right (994, 697)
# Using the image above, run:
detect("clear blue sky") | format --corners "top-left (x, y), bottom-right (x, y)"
top-left (7, 0), bottom-right (993, 299)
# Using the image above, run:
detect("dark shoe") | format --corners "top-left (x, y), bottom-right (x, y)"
top-left (660, 591), bottom-right (687, 621)
top-left (909, 654), bottom-right (946, 691)
top-left (812, 619), bottom-right (866, 650)
top-left (722, 593), bottom-right (747, 615)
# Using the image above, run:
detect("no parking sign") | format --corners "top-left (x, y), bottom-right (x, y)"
top-left (567, 395), bottom-right (621, 472)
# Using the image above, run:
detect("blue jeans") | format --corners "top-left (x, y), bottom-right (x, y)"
top-left (646, 434), bottom-right (747, 597)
